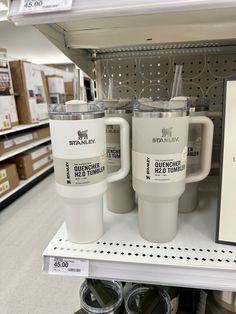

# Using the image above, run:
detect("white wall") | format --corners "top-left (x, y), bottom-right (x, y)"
top-left (0, 20), bottom-right (72, 64)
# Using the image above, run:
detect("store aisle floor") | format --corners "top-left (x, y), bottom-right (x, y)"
top-left (0, 174), bottom-right (82, 314)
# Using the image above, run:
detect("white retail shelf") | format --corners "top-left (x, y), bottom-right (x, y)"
top-left (8, 0), bottom-right (236, 25)
top-left (0, 137), bottom-right (51, 162)
top-left (43, 177), bottom-right (236, 290)
top-left (0, 163), bottom-right (53, 202)
top-left (0, 120), bottom-right (49, 136)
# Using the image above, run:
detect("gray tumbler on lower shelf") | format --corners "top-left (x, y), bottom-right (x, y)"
top-left (179, 98), bottom-right (210, 213)
top-left (125, 285), bottom-right (171, 314)
top-left (103, 100), bottom-right (135, 213)
top-left (206, 291), bottom-right (236, 314)
top-left (78, 279), bottom-right (123, 314)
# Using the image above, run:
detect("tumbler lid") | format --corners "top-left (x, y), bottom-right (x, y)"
top-left (49, 100), bottom-right (104, 120)
top-left (134, 97), bottom-right (189, 118)
top-left (100, 99), bottom-right (133, 114)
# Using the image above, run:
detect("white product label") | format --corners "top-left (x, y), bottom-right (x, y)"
top-left (31, 145), bottom-right (51, 160)
top-left (0, 180), bottom-right (10, 195)
top-left (14, 134), bottom-right (33, 145)
top-left (133, 148), bottom-right (187, 183)
top-left (0, 169), bottom-right (7, 180)
top-left (33, 154), bottom-right (52, 170)
top-left (188, 138), bottom-right (201, 165)
top-left (106, 123), bottom-right (121, 172)
top-left (3, 139), bottom-right (14, 149)
top-left (48, 257), bottom-right (89, 277)
top-left (107, 144), bottom-right (121, 165)
top-left (20, 0), bottom-right (72, 14)
top-left (53, 154), bottom-right (107, 186)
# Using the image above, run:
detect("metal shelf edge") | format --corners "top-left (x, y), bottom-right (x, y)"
top-left (0, 120), bottom-right (49, 136)
top-left (0, 137), bottom-right (51, 161)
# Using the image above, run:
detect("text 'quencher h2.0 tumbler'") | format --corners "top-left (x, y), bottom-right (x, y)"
top-left (49, 100), bottom-right (130, 243)
top-left (132, 97), bottom-right (214, 243)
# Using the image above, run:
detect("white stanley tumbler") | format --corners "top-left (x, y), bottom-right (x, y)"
top-left (179, 98), bottom-right (210, 213)
top-left (132, 98), bottom-right (214, 242)
top-left (103, 100), bottom-right (135, 213)
top-left (49, 101), bottom-right (130, 243)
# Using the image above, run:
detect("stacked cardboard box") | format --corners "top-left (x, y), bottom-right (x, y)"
top-left (0, 163), bottom-right (19, 197)
top-left (0, 48), bottom-right (19, 129)
top-left (0, 126), bottom-right (50, 155)
top-left (35, 126), bottom-right (50, 140)
top-left (9, 60), bottom-right (50, 124)
top-left (11, 144), bottom-right (53, 179)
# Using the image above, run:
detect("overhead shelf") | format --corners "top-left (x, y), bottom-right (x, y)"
top-left (8, 0), bottom-right (236, 25)
top-left (8, 1), bottom-right (236, 78)
top-left (43, 177), bottom-right (236, 291)
top-left (0, 137), bottom-right (51, 162)
top-left (0, 120), bottom-right (49, 136)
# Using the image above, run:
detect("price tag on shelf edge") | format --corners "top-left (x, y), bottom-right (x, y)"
top-left (48, 257), bottom-right (89, 277)
top-left (20, 0), bottom-right (72, 15)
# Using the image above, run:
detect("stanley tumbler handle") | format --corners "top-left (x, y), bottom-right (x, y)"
top-left (186, 116), bottom-right (214, 184)
top-left (105, 117), bottom-right (130, 183)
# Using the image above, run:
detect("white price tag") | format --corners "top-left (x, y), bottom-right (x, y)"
top-left (48, 257), bottom-right (89, 277)
top-left (20, 0), bottom-right (72, 14)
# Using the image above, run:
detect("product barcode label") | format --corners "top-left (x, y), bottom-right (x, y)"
top-left (3, 139), bottom-right (14, 149)
top-left (48, 257), bottom-right (89, 277)
top-left (33, 154), bottom-right (52, 170)
top-left (31, 145), bottom-right (51, 160)
top-left (20, 0), bottom-right (72, 14)
top-left (14, 134), bottom-right (33, 145)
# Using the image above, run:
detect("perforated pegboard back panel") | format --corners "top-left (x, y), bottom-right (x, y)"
top-left (96, 53), bottom-right (236, 147)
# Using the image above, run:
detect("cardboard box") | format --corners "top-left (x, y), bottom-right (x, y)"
top-left (0, 49), bottom-right (19, 126)
top-left (9, 60), bottom-right (49, 124)
top-left (0, 131), bottom-right (37, 155)
top-left (11, 143), bottom-right (52, 164)
top-left (64, 81), bottom-right (74, 101)
top-left (46, 75), bottom-right (65, 94)
top-left (36, 126), bottom-right (50, 140)
top-left (12, 151), bottom-right (53, 179)
top-left (0, 163), bottom-right (19, 197)
top-left (0, 163), bottom-right (18, 182)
